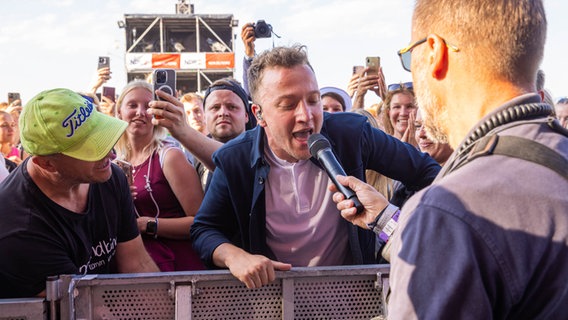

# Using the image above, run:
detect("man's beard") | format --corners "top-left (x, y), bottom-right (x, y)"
top-left (414, 66), bottom-right (450, 145)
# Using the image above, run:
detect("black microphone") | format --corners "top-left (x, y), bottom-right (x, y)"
top-left (308, 133), bottom-right (364, 214)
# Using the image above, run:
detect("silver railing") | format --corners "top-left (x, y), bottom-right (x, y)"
top-left (1, 264), bottom-right (390, 320)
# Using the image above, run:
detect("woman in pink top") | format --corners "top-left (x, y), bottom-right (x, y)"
top-left (114, 81), bottom-right (205, 271)
top-left (0, 111), bottom-right (22, 165)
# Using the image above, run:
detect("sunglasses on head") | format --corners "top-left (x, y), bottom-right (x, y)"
top-left (388, 82), bottom-right (413, 91)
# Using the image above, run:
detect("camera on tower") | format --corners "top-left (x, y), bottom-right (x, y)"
top-left (253, 20), bottom-right (272, 38)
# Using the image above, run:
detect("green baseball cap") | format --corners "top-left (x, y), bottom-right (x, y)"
top-left (20, 88), bottom-right (128, 161)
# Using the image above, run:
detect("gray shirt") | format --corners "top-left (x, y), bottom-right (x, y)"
top-left (388, 94), bottom-right (568, 319)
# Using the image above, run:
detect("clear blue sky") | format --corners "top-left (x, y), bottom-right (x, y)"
top-left (1, 0), bottom-right (566, 104)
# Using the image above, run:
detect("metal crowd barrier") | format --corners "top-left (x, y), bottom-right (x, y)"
top-left (0, 297), bottom-right (45, 320)
top-left (1, 264), bottom-right (390, 320)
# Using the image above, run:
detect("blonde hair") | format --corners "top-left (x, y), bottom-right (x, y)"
top-left (247, 45), bottom-right (312, 103)
top-left (180, 92), bottom-right (203, 105)
top-left (382, 86), bottom-right (415, 136)
top-left (114, 80), bottom-right (167, 160)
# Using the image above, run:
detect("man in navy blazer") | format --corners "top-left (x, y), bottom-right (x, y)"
top-left (190, 45), bottom-right (440, 289)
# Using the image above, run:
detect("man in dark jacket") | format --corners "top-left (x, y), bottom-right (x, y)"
top-left (189, 45), bottom-right (440, 289)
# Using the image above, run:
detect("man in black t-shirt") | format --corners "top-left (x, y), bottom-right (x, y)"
top-left (0, 88), bottom-right (158, 298)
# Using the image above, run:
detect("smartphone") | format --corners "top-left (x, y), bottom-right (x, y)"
top-left (365, 56), bottom-right (380, 74)
top-left (152, 69), bottom-right (176, 119)
top-left (353, 65), bottom-right (365, 75)
top-left (113, 159), bottom-right (133, 185)
top-left (98, 56), bottom-right (110, 69)
top-left (102, 86), bottom-right (116, 103)
top-left (7, 92), bottom-right (20, 105)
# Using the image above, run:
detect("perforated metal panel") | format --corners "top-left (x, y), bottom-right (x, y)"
top-left (85, 284), bottom-right (174, 319)
top-left (191, 281), bottom-right (282, 319)
top-left (58, 265), bottom-right (389, 319)
top-left (294, 276), bottom-right (383, 319)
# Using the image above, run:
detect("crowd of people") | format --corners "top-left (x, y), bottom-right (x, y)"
top-left (1, 0), bottom-right (567, 318)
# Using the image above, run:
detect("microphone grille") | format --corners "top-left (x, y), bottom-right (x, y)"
top-left (308, 133), bottom-right (331, 158)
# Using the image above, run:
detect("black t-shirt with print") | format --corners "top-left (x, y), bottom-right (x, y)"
top-left (0, 159), bottom-right (139, 298)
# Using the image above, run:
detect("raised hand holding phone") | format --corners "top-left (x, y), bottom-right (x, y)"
top-left (365, 56), bottom-right (380, 75)
top-left (152, 69), bottom-right (177, 119)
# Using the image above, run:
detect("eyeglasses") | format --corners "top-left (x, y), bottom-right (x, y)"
top-left (397, 36), bottom-right (459, 72)
top-left (0, 123), bottom-right (17, 129)
top-left (388, 82), bottom-right (413, 91)
top-left (557, 97), bottom-right (568, 104)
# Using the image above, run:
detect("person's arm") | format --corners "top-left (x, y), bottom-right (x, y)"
top-left (346, 73), bottom-right (360, 99)
top-left (363, 121), bottom-right (440, 190)
top-left (149, 90), bottom-right (222, 171)
top-left (212, 243), bottom-right (291, 289)
top-left (152, 147), bottom-right (204, 239)
top-left (241, 22), bottom-right (256, 95)
top-left (114, 235), bottom-right (159, 273)
top-left (89, 67), bottom-right (111, 95)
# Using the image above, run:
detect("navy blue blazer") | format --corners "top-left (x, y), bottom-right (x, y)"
top-left (191, 112), bottom-right (440, 267)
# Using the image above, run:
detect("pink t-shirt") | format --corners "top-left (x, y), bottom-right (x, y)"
top-left (264, 146), bottom-right (350, 267)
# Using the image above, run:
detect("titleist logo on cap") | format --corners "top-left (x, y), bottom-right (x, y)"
top-left (62, 100), bottom-right (94, 137)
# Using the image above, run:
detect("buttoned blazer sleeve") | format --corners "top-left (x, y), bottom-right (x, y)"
top-left (321, 112), bottom-right (440, 190)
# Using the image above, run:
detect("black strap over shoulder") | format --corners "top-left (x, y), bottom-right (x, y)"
top-left (467, 134), bottom-right (568, 181)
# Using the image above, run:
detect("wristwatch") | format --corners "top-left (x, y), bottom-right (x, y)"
top-left (146, 218), bottom-right (158, 238)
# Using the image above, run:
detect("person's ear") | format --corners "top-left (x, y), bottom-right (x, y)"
top-left (538, 90), bottom-right (545, 102)
top-left (251, 104), bottom-right (265, 126)
top-left (31, 156), bottom-right (58, 173)
top-left (428, 34), bottom-right (451, 79)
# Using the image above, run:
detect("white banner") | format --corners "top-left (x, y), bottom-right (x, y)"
top-left (125, 53), bottom-right (152, 71)
top-left (180, 53), bottom-right (206, 69)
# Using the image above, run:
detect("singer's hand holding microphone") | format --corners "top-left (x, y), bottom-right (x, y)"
top-left (308, 134), bottom-right (390, 230)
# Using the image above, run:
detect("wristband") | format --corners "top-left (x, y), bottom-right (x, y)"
top-left (367, 203), bottom-right (400, 243)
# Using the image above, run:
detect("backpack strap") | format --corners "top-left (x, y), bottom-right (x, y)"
top-left (468, 134), bottom-right (568, 180)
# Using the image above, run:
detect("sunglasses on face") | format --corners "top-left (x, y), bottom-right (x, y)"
top-left (388, 82), bottom-right (413, 91)
top-left (557, 97), bottom-right (568, 104)
top-left (397, 36), bottom-right (459, 72)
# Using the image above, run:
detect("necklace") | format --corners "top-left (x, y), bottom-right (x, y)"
top-left (132, 162), bottom-right (144, 182)
top-left (132, 150), bottom-right (161, 219)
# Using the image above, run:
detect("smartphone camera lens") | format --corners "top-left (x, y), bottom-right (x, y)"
top-left (157, 71), bottom-right (167, 84)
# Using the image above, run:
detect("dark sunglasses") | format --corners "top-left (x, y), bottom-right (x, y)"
top-left (388, 82), bottom-right (413, 91)
top-left (397, 36), bottom-right (459, 72)
top-left (557, 97), bottom-right (568, 104)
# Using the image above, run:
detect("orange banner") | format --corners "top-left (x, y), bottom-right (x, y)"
top-left (152, 54), bottom-right (181, 69)
top-left (205, 53), bottom-right (235, 69)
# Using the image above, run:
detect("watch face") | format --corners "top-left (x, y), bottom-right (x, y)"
top-left (146, 220), bottom-right (158, 235)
